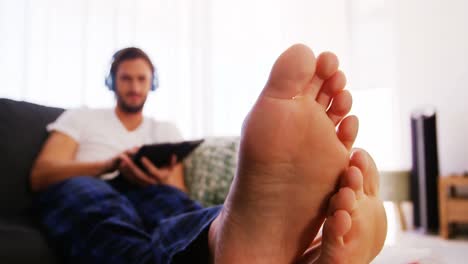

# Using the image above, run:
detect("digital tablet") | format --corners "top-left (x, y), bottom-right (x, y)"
top-left (132, 139), bottom-right (204, 171)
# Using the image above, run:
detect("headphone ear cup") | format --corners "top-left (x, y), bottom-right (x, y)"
top-left (151, 80), bottom-right (157, 91)
top-left (152, 70), bottom-right (159, 91)
top-left (105, 75), bottom-right (114, 91)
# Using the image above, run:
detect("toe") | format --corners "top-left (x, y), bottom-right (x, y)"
top-left (350, 149), bottom-right (380, 196)
top-left (336, 115), bottom-right (359, 150)
top-left (316, 70), bottom-right (347, 109)
top-left (349, 149), bottom-right (368, 173)
top-left (313, 210), bottom-right (352, 263)
top-left (303, 51), bottom-right (340, 98)
top-left (316, 52), bottom-right (340, 80)
top-left (327, 90), bottom-right (352, 125)
top-left (264, 44), bottom-right (317, 100)
top-left (314, 210), bottom-right (352, 263)
top-left (325, 210), bottom-right (352, 240)
top-left (341, 166), bottom-right (365, 199)
top-left (327, 187), bottom-right (357, 216)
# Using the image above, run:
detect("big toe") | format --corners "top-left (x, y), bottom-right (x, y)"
top-left (264, 44), bottom-right (317, 99)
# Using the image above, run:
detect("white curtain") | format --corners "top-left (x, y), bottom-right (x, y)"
top-left (0, 0), bottom-right (401, 169)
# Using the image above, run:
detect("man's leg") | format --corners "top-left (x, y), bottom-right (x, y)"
top-left (108, 175), bottom-right (223, 263)
top-left (35, 176), bottom-right (152, 263)
top-left (109, 175), bottom-right (204, 232)
top-left (35, 176), bottom-right (222, 264)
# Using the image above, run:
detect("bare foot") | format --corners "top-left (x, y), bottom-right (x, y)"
top-left (300, 149), bottom-right (387, 264)
top-left (209, 44), bottom-right (359, 263)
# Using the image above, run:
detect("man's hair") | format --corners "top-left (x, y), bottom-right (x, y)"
top-left (110, 47), bottom-right (154, 77)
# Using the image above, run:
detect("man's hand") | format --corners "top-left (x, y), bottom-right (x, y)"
top-left (140, 154), bottom-right (178, 184)
top-left (99, 155), bottom-right (122, 175)
top-left (117, 147), bottom-right (161, 187)
top-left (113, 146), bottom-right (181, 188)
top-left (98, 147), bottom-right (137, 175)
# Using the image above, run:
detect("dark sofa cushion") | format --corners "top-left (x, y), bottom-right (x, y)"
top-left (0, 219), bottom-right (59, 263)
top-left (0, 98), bottom-right (64, 220)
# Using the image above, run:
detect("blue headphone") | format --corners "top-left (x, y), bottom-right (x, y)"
top-left (105, 50), bottom-right (159, 92)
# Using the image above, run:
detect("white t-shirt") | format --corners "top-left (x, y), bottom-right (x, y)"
top-left (46, 107), bottom-right (183, 179)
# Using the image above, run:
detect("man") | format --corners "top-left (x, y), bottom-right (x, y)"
top-left (31, 47), bottom-right (186, 192)
top-left (32, 45), bottom-right (387, 264)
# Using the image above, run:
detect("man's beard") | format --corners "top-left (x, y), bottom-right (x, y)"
top-left (115, 92), bottom-right (147, 113)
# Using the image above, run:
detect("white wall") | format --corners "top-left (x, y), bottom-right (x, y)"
top-left (394, 0), bottom-right (468, 175)
top-left (7, 0), bottom-right (464, 173)
top-left (0, 0), bottom-right (199, 135)
top-left (0, 0), bottom-right (351, 140)
top-left (209, 0), bottom-right (349, 136)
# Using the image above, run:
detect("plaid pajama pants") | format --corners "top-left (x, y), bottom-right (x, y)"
top-left (34, 176), bottom-right (222, 264)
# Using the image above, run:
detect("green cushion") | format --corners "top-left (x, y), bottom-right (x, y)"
top-left (183, 137), bottom-right (239, 207)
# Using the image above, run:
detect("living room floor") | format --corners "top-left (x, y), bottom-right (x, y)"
top-left (374, 232), bottom-right (468, 263)
top-left (372, 203), bottom-right (468, 263)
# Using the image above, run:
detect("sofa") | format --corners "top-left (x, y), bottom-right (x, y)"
top-left (0, 98), bottom-right (238, 263)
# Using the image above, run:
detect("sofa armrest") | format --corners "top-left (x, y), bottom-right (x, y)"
top-left (0, 218), bottom-right (60, 263)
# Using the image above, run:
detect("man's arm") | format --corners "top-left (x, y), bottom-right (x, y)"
top-left (30, 131), bottom-right (111, 192)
